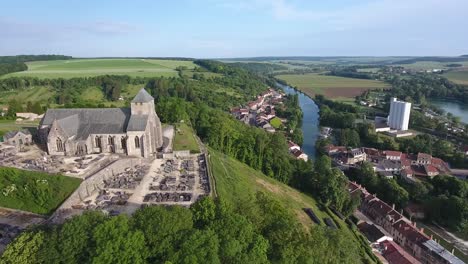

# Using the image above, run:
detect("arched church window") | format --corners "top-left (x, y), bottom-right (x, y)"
top-left (95, 136), bottom-right (101, 148)
top-left (108, 136), bottom-right (114, 146)
top-left (56, 138), bottom-right (64, 152)
top-left (121, 137), bottom-right (127, 149)
top-left (135, 136), bottom-right (140, 148)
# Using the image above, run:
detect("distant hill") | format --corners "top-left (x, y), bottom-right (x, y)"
top-left (396, 56), bottom-right (468, 64)
top-left (0, 55), bottom-right (72, 64)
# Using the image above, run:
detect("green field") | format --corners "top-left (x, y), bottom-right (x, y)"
top-left (269, 117), bottom-right (282, 128)
top-left (173, 123), bottom-right (200, 153)
top-left (0, 167), bottom-right (81, 215)
top-left (209, 149), bottom-right (378, 262)
top-left (276, 73), bottom-right (388, 99)
top-left (0, 120), bottom-right (38, 141)
top-left (2, 59), bottom-right (197, 79)
top-left (443, 70), bottom-right (468, 85)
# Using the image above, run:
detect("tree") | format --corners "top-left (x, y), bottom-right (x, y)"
top-left (168, 229), bottom-right (221, 264)
top-left (191, 196), bottom-right (216, 227)
top-left (92, 215), bottom-right (148, 264)
top-left (132, 206), bottom-right (193, 260)
top-left (1, 231), bottom-right (45, 264)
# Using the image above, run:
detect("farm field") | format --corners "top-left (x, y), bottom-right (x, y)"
top-left (173, 123), bottom-right (200, 153)
top-left (209, 149), bottom-right (378, 262)
top-left (2, 59), bottom-right (197, 79)
top-left (276, 73), bottom-right (388, 99)
top-left (0, 167), bottom-right (81, 215)
top-left (443, 70), bottom-right (468, 85)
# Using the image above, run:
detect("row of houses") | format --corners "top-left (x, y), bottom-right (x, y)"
top-left (349, 181), bottom-right (464, 264)
top-left (325, 145), bottom-right (451, 180)
top-left (231, 88), bottom-right (308, 162)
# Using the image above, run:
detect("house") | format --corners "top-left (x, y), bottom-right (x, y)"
top-left (16, 112), bottom-right (44, 121)
top-left (3, 130), bottom-right (33, 150)
top-left (390, 221), bottom-right (429, 259)
top-left (464, 146), bottom-right (468, 156)
top-left (291, 149), bottom-right (308, 162)
top-left (401, 168), bottom-right (415, 182)
top-left (384, 151), bottom-right (402, 160)
top-left (420, 239), bottom-right (465, 264)
top-left (345, 148), bottom-right (367, 165)
top-left (378, 240), bottom-right (421, 264)
top-left (416, 153), bottom-right (432, 165)
top-left (378, 159), bottom-right (401, 173)
top-left (358, 222), bottom-right (393, 244)
top-left (288, 141), bottom-right (300, 152)
top-left (424, 165), bottom-right (439, 177)
top-left (325, 145), bottom-right (347, 155)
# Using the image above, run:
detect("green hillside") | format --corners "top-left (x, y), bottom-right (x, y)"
top-left (209, 149), bottom-right (379, 263)
top-left (2, 59), bottom-right (197, 79)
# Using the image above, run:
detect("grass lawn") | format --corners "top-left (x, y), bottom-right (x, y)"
top-left (0, 167), bottom-right (81, 215)
top-left (173, 123), bottom-right (200, 153)
top-left (269, 117), bottom-right (282, 128)
top-left (0, 120), bottom-right (39, 141)
top-left (443, 70), bottom-right (468, 85)
top-left (276, 73), bottom-right (388, 99)
top-left (209, 149), bottom-right (378, 262)
top-left (2, 59), bottom-right (197, 79)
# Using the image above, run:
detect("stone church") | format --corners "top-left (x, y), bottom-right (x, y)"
top-left (39, 88), bottom-right (163, 158)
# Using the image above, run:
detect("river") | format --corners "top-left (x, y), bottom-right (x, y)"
top-left (278, 83), bottom-right (320, 160)
top-left (429, 99), bottom-right (468, 124)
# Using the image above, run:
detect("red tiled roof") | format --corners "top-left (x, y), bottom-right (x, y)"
top-left (291, 149), bottom-right (305, 158)
top-left (393, 221), bottom-right (429, 245)
top-left (368, 199), bottom-right (394, 219)
top-left (385, 150), bottom-right (402, 157)
top-left (417, 153), bottom-right (432, 160)
top-left (288, 141), bottom-right (299, 148)
top-left (402, 167), bottom-right (413, 174)
top-left (381, 240), bottom-right (421, 264)
top-left (401, 157), bottom-right (411, 167)
top-left (424, 165), bottom-right (438, 174)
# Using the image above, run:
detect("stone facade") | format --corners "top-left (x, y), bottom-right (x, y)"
top-left (3, 130), bottom-right (32, 150)
top-left (39, 89), bottom-right (163, 158)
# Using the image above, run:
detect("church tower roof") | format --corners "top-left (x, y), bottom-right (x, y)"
top-left (132, 88), bottom-right (154, 103)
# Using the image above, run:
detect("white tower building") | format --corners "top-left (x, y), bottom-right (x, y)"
top-left (388, 98), bottom-right (411, 131)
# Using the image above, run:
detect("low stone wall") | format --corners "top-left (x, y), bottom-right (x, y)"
top-left (55, 158), bottom-right (145, 211)
top-left (174, 150), bottom-right (191, 158)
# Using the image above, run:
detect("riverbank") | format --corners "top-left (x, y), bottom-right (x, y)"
top-left (276, 83), bottom-right (320, 160)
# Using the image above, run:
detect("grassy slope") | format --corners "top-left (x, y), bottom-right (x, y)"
top-left (209, 149), bottom-right (377, 262)
top-left (2, 59), bottom-right (197, 79)
top-left (173, 123), bottom-right (200, 153)
top-left (0, 167), bottom-right (81, 215)
top-left (276, 73), bottom-right (388, 99)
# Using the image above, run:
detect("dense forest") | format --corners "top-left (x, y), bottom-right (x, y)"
top-left (387, 73), bottom-right (468, 103)
top-left (1, 196), bottom-right (367, 264)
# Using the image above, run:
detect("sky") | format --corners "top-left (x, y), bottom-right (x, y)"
top-left (1, 0), bottom-right (468, 58)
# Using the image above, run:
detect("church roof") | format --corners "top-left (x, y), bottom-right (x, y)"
top-left (4, 129), bottom-right (31, 140)
top-left (41, 108), bottom-right (133, 139)
top-left (132, 88), bottom-right (154, 103)
top-left (127, 115), bottom-right (148, 131)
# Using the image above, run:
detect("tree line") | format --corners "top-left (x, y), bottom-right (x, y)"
top-left (1, 196), bottom-right (366, 264)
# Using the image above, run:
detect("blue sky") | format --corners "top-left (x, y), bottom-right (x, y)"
top-left (1, 0), bottom-right (467, 58)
